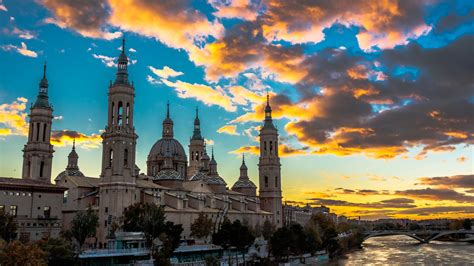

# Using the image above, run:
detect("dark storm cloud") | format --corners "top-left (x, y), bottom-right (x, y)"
top-left (309, 197), bottom-right (416, 209)
top-left (42, 0), bottom-right (114, 38)
top-left (397, 206), bottom-right (474, 215)
top-left (417, 175), bottom-right (474, 189)
top-left (285, 36), bottom-right (474, 158)
top-left (395, 188), bottom-right (474, 203)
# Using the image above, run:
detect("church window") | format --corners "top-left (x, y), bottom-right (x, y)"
top-left (111, 102), bottom-right (115, 125)
top-left (265, 176), bottom-right (268, 187)
top-left (39, 161), bottom-right (44, 177)
top-left (124, 149), bottom-right (128, 167)
top-left (36, 122), bottom-right (40, 141)
top-left (270, 141), bottom-right (273, 154)
top-left (275, 176), bottom-right (278, 187)
top-left (30, 123), bottom-right (34, 141)
top-left (264, 141), bottom-right (267, 155)
top-left (10, 205), bottom-right (17, 217)
top-left (42, 123), bottom-right (47, 141)
top-left (117, 102), bottom-right (123, 125)
top-left (195, 151), bottom-right (199, 161)
top-left (27, 161), bottom-right (31, 178)
top-left (126, 103), bottom-right (130, 125)
top-left (109, 149), bottom-right (113, 167)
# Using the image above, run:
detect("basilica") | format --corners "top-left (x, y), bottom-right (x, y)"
top-left (2, 39), bottom-right (283, 245)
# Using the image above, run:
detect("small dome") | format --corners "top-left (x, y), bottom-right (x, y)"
top-left (207, 175), bottom-right (227, 185)
top-left (55, 169), bottom-right (85, 182)
top-left (154, 169), bottom-right (182, 180)
top-left (148, 138), bottom-right (186, 160)
top-left (232, 179), bottom-right (256, 189)
top-left (190, 171), bottom-right (209, 182)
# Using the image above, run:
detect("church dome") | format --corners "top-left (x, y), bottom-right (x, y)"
top-left (190, 171), bottom-right (209, 182)
top-left (148, 138), bottom-right (187, 161)
top-left (207, 175), bottom-right (227, 185)
top-left (232, 179), bottom-right (256, 189)
top-left (55, 168), bottom-right (85, 182)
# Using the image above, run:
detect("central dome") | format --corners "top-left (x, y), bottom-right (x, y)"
top-left (148, 138), bottom-right (186, 160)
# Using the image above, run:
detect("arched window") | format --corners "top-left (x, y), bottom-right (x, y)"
top-left (30, 123), bottom-right (34, 141)
top-left (195, 151), bottom-right (199, 161)
top-left (42, 123), bottom-right (47, 142)
top-left (39, 161), bottom-right (44, 177)
top-left (263, 141), bottom-right (267, 155)
top-left (36, 122), bottom-right (40, 141)
top-left (27, 161), bottom-right (31, 177)
top-left (109, 149), bottom-right (113, 167)
top-left (275, 176), bottom-right (278, 188)
top-left (124, 149), bottom-right (128, 167)
top-left (270, 141), bottom-right (273, 155)
top-left (265, 176), bottom-right (268, 187)
top-left (111, 102), bottom-right (115, 125)
top-left (117, 102), bottom-right (123, 125)
top-left (126, 103), bottom-right (130, 125)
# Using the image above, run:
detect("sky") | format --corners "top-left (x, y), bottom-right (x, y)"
top-left (0, 0), bottom-right (473, 220)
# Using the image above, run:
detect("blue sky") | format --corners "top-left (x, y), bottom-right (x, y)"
top-left (0, 0), bottom-right (473, 219)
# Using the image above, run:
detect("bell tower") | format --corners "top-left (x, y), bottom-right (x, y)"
top-left (258, 93), bottom-right (283, 226)
top-left (22, 63), bottom-right (54, 183)
top-left (98, 38), bottom-right (138, 243)
top-left (188, 107), bottom-right (205, 178)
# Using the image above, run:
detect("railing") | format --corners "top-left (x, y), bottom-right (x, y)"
top-left (79, 248), bottom-right (150, 258)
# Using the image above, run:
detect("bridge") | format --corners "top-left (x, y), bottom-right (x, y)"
top-left (363, 230), bottom-right (474, 244)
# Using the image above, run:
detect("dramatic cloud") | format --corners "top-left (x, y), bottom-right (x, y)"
top-left (51, 130), bottom-right (102, 149)
top-left (334, 187), bottom-right (390, 196)
top-left (217, 124), bottom-right (239, 135)
top-left (395, 188), bottom-right (474, 203)
top-left (42, 0), bottom-right (121, 39)
top-left (210, 0), bottom-right (262, 21)
top-left (108, 0), bottom-right (223, 51)
top-left (0, 97), bottom-right (29, 136)
top-left (397, 206), bottom-right (474, 216)
top-left (417, 175), bottom-right (474, 189)
top-left (0, 42), bottom-right (38, 58)
top-left (261, 0), bottom-right (431, 50)
top-left (0, 0), bottom-right (7, 11)
top-left (230, 143), bottom-right (308, 157)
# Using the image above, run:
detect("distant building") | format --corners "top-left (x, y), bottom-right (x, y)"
top-left (283, 203), bottom-right (330, 226)
top-left (0, 64), bottom-right (66, 242)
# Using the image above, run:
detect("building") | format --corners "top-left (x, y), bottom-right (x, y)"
top-left (0, 63), bottom-right (66, 242)
top-left (54, 39), bottom-right (283, 246)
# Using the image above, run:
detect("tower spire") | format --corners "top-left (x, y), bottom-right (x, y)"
top-left (114, 37), bottom-right (129, 85)
top-left (72, 138), bottom-right (76, 150)
top-left (34, 62), bottom-right (50, 108)
top-left (167, 101), bottom-right (170, 118)
top-left (162, 101), bottom-right (174, 138)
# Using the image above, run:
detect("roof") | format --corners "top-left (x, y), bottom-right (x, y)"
top-left (136, 176), bottom-right (169, 189)
top-left (0, 177), bottom-right (66, 192)
top-left (182, 180), bottom-right (213, 193)
top-left (154, 169), bottom-right (183, 180)
top-left (64, 175), bottom-right (100, 188)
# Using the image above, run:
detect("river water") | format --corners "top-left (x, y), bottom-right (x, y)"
top-left (337, 235), bottom-right (474, 265)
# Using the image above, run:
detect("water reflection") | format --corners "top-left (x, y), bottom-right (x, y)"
top-left (337, 235), bottom-right (473, 265)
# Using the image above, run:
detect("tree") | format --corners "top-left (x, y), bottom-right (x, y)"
top-left (122, 203), bottom-right (166, 248)
top-left (153, 222), bottom-right (183, 266)
top-left (230, 220), bottom-right (255, 265)
top-left (212, 217), bottom-right (233, 250)
top-left (261, 220), bottom-right (275, 240)
top-left (303, 222), bottom-right (322, 255)
top-left (0, 212), bottom-right (17, 242)
top-left (462, 219), bottom-right (471, 230)
top-left (269, 227), bottom-right (292, 261)
top-left (190, 213), bottom-right (213, 242)
top-left (0, 240), bottom-right (46, 265)
top-left (37, 238), bottom-right (75, 266)
top-left (71, 207), bottom-right (99, 251)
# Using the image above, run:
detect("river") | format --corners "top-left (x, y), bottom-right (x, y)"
top-left (336, 235), bottom-right (474, 265)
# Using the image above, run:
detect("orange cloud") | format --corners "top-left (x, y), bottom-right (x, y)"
top-left (51, 130), bottom-right (102, 149)
top-left (0, 97), bottom-right (29, 136)
top-left (211, 0), bottom-right (260, 21)
top-left (108, 0), bottom-right (223, 52)
top-left (230, 143), bottom-right (308, 157)
top-left (217, 124), bottom-right (239, 135)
